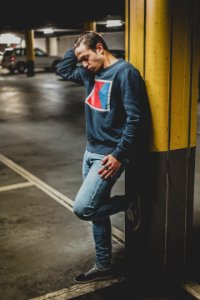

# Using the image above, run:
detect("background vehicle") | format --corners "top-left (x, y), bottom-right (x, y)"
top-left (1, 47), bottom-right (62, 73)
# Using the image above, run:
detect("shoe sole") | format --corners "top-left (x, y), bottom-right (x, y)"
top-left (74, 274), bottom-right (115, 284)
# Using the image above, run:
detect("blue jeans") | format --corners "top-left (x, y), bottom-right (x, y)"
top-left (73, 150), bottom-right (130, 268)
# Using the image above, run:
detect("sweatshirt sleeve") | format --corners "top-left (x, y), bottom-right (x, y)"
top-left (56, 48), bottom-right (87, 85)
top-left (111, 68), bottom-right (143, 161)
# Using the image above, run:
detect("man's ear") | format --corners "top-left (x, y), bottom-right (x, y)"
top-left (96, 43), bottom-right (104, 54)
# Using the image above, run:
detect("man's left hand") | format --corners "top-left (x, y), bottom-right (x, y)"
top-left (98, 154), bottom-right (121, 179)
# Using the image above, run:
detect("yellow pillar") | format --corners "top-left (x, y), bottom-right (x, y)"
top-left (83, 22), bottom-right (96, 31)
top-left (25, 29), bottom-right (35, 77)
top-left (125, 0), bottom-right (200, 282)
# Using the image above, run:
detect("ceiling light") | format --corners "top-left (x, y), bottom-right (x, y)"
top-left (43, 28), bottom-right (54, 34)
top-left (0, 33), bottom-right (21, 44)
top-left (106, 20), bottom-right (123, 28)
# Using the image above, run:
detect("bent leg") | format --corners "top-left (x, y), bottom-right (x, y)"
top-left (73, 151), bottom-right (129, 269)
top-left (73, 153), bottom-right (129, 221)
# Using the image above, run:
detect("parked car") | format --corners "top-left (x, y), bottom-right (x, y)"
top-left (1, 47), bottom-right (62, 73)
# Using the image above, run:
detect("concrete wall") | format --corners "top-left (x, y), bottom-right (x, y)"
top-left (7, 31), bottom-right (124, 57)
top-left (57, 31), bottom-right (125, 56)
top-left (34, 38), bottom-right (46, 52)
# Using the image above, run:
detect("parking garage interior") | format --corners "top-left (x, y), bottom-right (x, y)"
top-left (0, 1), bottom-right (200, 300)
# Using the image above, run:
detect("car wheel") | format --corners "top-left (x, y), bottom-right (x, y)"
top-left (16, 62), bottom-right (27, 74)
top-left (10, 69), bottom-right (15, 74)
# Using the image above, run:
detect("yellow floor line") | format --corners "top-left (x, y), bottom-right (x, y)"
top-left (3, 153), bottom-right (199, 299)
top-left (0, 181), bottom-right (33, 192)
top-left (0, 153), bottom-right (125, 244)
top-left (0, 154), bottom-right (73, 210)
top-left (29, 277), bottom-right (124, 300)
top-left (181, 281), bottom-right (200, 299)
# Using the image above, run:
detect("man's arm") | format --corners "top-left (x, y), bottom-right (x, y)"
top-left (111, 67), bottom-right (143, 162)
top-left (56, 49), bottom-right (87, 85)
top-left (99, 68), bottom-right (145, 179)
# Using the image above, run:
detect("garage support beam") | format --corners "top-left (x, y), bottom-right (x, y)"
top-left (25, 29), bottom-right (35, 77)
top-left (125, 0), bottom-right (200, 285)
top-left (83, 22), bottom-right (96, 31)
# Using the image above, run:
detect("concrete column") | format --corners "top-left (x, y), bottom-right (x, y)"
top-left (125, 0), bottom-right (200, 285)
top-left (25, 29), bottom-right (35, 77)
top-left (83, 21), bottom-right (96, 31)
top-left (46, 37), bottom-right (58, 56)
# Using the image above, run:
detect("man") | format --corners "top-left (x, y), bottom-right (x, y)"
top-left (56, 31), bottom-right (150, 284)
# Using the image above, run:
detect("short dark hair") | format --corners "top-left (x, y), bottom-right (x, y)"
top-left (73, 31), bottom-right (108, 51)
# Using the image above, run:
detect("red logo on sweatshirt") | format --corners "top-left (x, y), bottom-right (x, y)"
top-left (85, 79), bottom-right (112, 111)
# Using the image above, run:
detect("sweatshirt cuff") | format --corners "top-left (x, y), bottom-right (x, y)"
top-left (111, 149), bottom-right (125, 162)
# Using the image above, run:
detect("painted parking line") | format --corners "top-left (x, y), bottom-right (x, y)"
top-left (0, 153), bottom-right (125, 298)
top-left (29, 279), bottom-right (200, 300)
top-left (0, 153), bottom-right (125, 245)
top-left (181, 281), bottom-right (200, 299)
top-left (29, 277), bottom-right (124, 300)
top-left (0, 181), bottom-right (33, 192)
top-left (1, 153), bottom-right (200, 300)
top-left (0, 153), bottom-right (73, 212)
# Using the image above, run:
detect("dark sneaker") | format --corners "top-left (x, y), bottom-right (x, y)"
top-left (126, 198), bottom-right (141, 231)
top-left (74, 264), bottom-right (114, 284)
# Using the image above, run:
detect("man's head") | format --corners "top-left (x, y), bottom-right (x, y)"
top-left (73, 31), bottom-right (109, 73)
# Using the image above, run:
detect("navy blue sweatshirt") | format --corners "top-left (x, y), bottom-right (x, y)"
top-left (56, 49), bottom-right (148, 162)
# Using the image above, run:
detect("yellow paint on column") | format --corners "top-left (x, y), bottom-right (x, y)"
top-left (170, 0), bottom-right (190, 150)
top-left (170, 0), bottom-right (199, 149)
top-left (125, 0), bottom-right (129, 62)
top-left (190, 73), bottom-right (199, 147)
top-left (190, 2), bottom-right (200, 147)
top-left (145, 0), bottom-right (171, 151)
top-left (125, 0), bottom-right (199, 151)
top-left (169, 0), bottom-right (199, 149)
top-left (25, 29), bottom-right (35, 61)
top-left (84, 22), bottom-right (96, 31)
top-left (129, 0), bottom-right (145, 77)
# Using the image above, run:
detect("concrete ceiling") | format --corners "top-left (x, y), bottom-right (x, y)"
top-left (0, 0), bottom-right (125, 33)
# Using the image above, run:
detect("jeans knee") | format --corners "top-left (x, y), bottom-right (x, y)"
top-left (73, 205), bottom-right (83, 220)
top-left (73, 205), bottom-right (94, 221)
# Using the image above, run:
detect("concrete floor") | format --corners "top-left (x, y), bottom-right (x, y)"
top-left (0, 69), bottom-right (199, 300)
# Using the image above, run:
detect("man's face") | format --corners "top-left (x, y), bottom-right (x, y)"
top-left (75, 43), bottom-right (103, 73)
